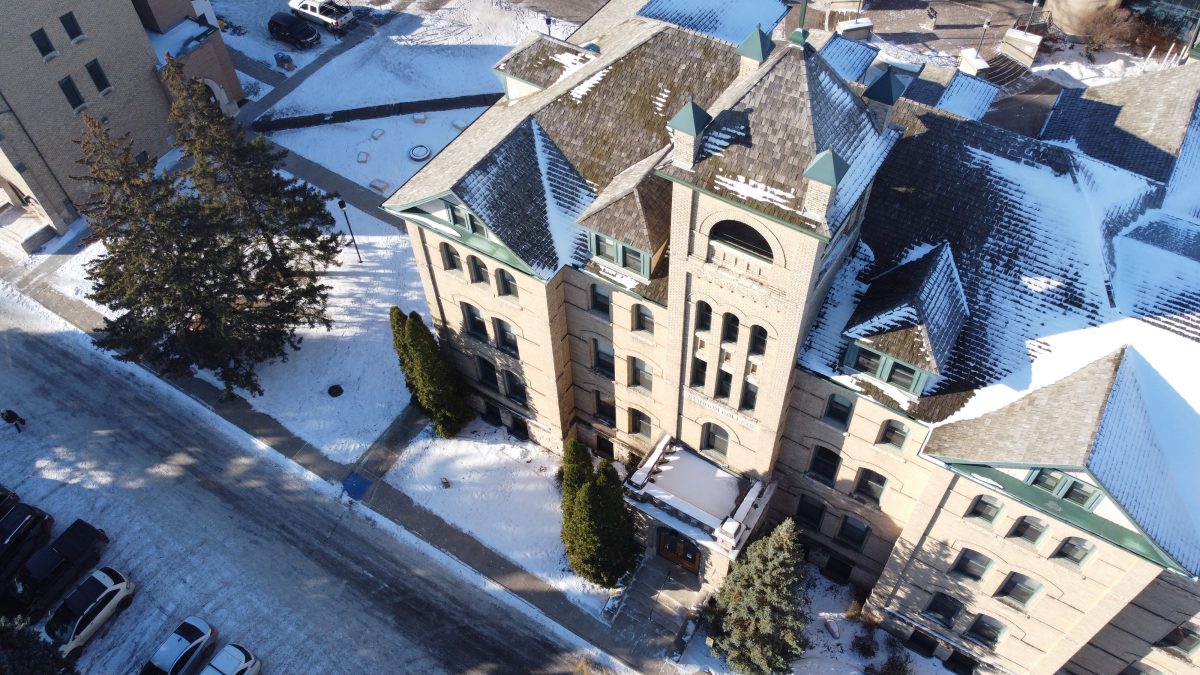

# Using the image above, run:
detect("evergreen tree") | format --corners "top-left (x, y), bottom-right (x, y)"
top-left (0, 617), bottom-right (79, 674)
top-left (560, 439), bottom-right (594, 516)
top-left (711, 518), bottom-right (810, 674)
top-left (389, 306), bottom-right (418, 402)
top-left (563, 459), bottom-right (637, 587)
top-left (79, 61), bottom-right (342, 397)
top-left (400, 312), bottom-right (472, 437)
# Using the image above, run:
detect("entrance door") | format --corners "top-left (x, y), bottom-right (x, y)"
top-left (656, 528), bottom-right (700, 574)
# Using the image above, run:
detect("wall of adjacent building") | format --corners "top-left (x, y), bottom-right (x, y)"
top-left (0, 0), bottom-right (173, 232)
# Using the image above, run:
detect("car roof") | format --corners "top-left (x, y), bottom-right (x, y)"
top-left (23, 546), bottom-right (65, 580)
top-left (271, 12), bottom-right (301, 22)
top-left (152, 618), bottom-right (210, 669)
top-left (62, 574), bottom-right (108, 616)
top-left (53, 519), bottom-right (102, 560)
top-left (205, 644), bottom-right (251, 674)
top-left (0, 504), bottom-right (40, 541)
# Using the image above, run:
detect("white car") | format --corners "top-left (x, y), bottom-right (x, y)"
top-left (288, 0), bottom-right (356, 32)
top-left (200, 643), bottom-right (262, 675)
top-left (43, 566), bottom-right (135, 660)
top-left (141, 616), bottom-right (217, 675)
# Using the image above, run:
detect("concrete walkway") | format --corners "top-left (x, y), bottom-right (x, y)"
top-left (0, 244), bottom-right (677, 674)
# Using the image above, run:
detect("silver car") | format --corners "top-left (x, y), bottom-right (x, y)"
top-left (200, 643), bottom-right (262, 675)
top-left (141, 616), bottom-right (217, 675)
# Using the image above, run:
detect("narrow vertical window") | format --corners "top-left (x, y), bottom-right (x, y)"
top-left (630, 409), bottom-right (651, 438)
top-left (739, 382), bottom-right (758, 412)
top-left (496, 269), bottom-right (518, 298)
top-left (715, 370), bottom-right (732, 399)
top-left (468, 256), bottom-right (488, 284)
top-left (594, 234), bottom-right (614, 261)
top-left (592, 339), bottom-right (615, 378)
top-left (494, 319), bottom-right (519, 357)
top-left (622, 247), bottom-right (644, 275)
top-left (630, 358), bottom-right (652, 391)
top-left (749, 325), bottom-right (767, 356)
top-left (441, 243), bottom-right (461, 271)
top-left (85, 60), bottom-right (111, 94)
top-left (58, 76), bottom-right (84, 112)
top-left (721, 313), bottom-right (740, 344)
top-left (690, 358), bottom-right (707, 388)
top-left (476, 357), bottom-right (498, 391)
top-left (503, 371), bottom-right (527, 405)
top-left (594, 391), bottom-right (616, 425)
top-left (701, 423), bottom-right (729, 455)
top-left (590, 284), bottom-right (611, 317)
top-left (461, 303), bottom-right (487, 340)
top-left (634, 305), bottom-right (654, 334)
top-left (31, 29), bottom-right (56, 58)
top-left (695, 301), bottom-right (712, 331)
top-left (60, 12), bottom-right (84, 41)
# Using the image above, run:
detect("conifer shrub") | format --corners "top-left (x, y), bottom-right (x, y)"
top-left (400, 312), bottom-right (473, 437)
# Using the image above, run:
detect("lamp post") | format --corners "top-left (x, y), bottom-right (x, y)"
top-left (337, 199), bottom-right (363, 263)
top-left (978, 16), bottom-right (991, 52)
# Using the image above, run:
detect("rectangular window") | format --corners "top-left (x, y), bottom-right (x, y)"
top-left (925, 592), bottom-right (964, 628)
top-left (630, 357), bottom-right (652, 391)
top-left (852, 347), bottom-right (882, 375)
top-left (32, 29), bottom-right (56, 58)
top-left (887, 362), bottom-right (917, 390)
top-left (796, 494), bottom-right (825, 528)
top-left (476, 357), bottom-right (498, 391)
top-left (504, 371), bottom-right (527, 405)
top-left (58, 76), bottom-right (84, 112)
top-left (592, 339), bottom-right (615, 379)
top-left (60, 12), bottom-right (84, 40)
top-left (594, 391), bottom-right (616, 426)
top-left (809, 447), bottom-right (840, 485)
top-left (85, 60), bottom-right (111, 94)
top-left (462, 304), bottom-right (488, 339)
top-left (467, 214), bottom-right (485, 235)
top-left (594, 234), bottom-right (614, 261)
top-left (997, 573), bottom-right (1041, 607)
top-left (630, 409), bottom-right (651, 437)
top-left (622, 247), bottom-right (643, 275)
top-left (854, 470), bottom-right (887, 504)
top-left (690, 358), bottom-right (707, 388)
top-left (1063, 480), bottom-right (1096, 506)
top-left (715, 370), bottom-right (732, 399)
top-left (495, 319), bottom-right (519, 357)
top-left (590, 284), bottom-right (611, 317)
top-left (1159, 624), bottom-right (1200, 656)
top-left (823, 394), bottom-right (852, 430)
top-left (448, 204), bottom-right (467, 228)
top-left (1032, 469), bottom-right (1064, 493)
top-left (739, 382), bottom-right (758, 412)
top-left (953, 550), bottom-right (992, 581)
top-left (837, 516), bottom-right (869, 550)
top-left (635, 305), bottom-right (654, 334)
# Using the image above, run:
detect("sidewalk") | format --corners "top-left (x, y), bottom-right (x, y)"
top-left (0, 247), bottom-right (674, 674)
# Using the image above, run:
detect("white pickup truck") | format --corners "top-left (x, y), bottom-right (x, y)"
top-left (288, 0), bottom-right (357, 33)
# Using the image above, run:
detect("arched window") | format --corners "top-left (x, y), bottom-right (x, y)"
top-left (808, 446), bottom-right (840, 485)
top-left (440, 243), bottom-right (461, 271)
top-left (701, 423), bottom-right (729, 455)
top-left (854, 469), bottom-right (887, 504)
top-left (967, 495), bottom-right (1001, 522)
top-left (630, 409), bottom-right (652, 437)
top-left (710, 220), bottom-right (773, 261)
top-left (823, 394), bottom-right (853, 430)
top-left (749, 325), bottom-right (767, 355)
top-left (879, 420), bottom-right (908, 448)
top-left (721, 313), bottom-right (740, 344)
top-left (633, 304), bottom-right (654, 333)
top-left (496, 269), bottom-right (518, 298)
top-left (952, 549), bottom-right (993, 581)
top-left (468, 256), bottom-right (488, 284)
top-left (1010, 516), bottom-right (1047, 544)
top-left (695, 301), bottom-right (712, 332)
top-left (997, 572), bottom-right (1042, 607)
top-left (967, 615), bottom-right (1006, 648)
top-left (1055, 537), bottom-right (1094, 564)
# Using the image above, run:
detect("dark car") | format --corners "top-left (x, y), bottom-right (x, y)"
top-left (0, 487), bottom-right (17, 518)
top-left (268, 12), bottom-right (320, 49)
top-left (1, 519), bottom-right (107, 620)
top-left (0, 503), bottom-right (53, 583)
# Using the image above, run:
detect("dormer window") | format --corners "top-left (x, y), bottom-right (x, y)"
top-left (594, 234), bottom-right (614, 261)
top-left (844, 344), bottom-right (928, 395)
top-left (587, 231), bottom-right (650, 278)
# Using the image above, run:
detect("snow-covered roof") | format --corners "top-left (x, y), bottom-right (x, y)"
top-left (659, 44), bottom-right (899, 237)
top-left (635, 0), bottom-right (788, 44)
top-left (1162, 98), bottom-right (1200, 220)
top-left (147, 17), bottom-right (214, 66)
top-left (935, 71), bottom-right (999, 121)
top-left (818, 33), bottom-right (879, 83)
top-left (494, 34), bottom-right (598, 90)
top-left (639, 444), bottom-right (745, 529)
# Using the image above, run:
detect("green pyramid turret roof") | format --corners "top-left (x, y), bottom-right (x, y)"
top-left (667, 96), bottom-right (712, 136)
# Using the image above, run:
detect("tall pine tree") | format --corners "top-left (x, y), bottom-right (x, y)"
top-left (389, 306), bottom-right (418, 403)
top-left (711, 518), bottom-right (810, 674)
top-left (562, 458), bottom-right (636, 587)
top-left (79, 61), bottom-right (342, 397)
top-left (0, 617), bottom-right (79, 674)
top-left (400, 312), bottom-right (472, 437)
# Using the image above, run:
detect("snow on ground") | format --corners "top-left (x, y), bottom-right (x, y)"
top-left (384, 420), bottom-right (613, 615)
top-left (237, 70), bottom-right (271, 102)
top-left (1033, 43), bottom-right (1174, 88)
top-left (45, 239), bottom-right (114, 319)
top-left (678, 566), bottom-right (944, 675)
top-left (194, 198), bottom-right (428, 463)
top-left (212, 0), bottom-right (348, 75)
top-left (271, 0), bottom-right (575, 116)
top-left (270, 108), bottom-right (485, 190)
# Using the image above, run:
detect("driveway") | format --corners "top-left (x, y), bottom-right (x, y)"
top-left (0, 288), bottom-right (604, 674)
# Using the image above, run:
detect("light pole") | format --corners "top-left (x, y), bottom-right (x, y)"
top-left (978, 16), bottom-right (991, 52)
top-left (337, 199), bottom-right (363, 263)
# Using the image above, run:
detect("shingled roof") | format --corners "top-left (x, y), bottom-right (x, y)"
top-left (658, 44), bottom-right (899, 236)
top-left (817, 33), bottom-right (878, 83)
top-left (935, 71), bottom-right (999, 121)
top-left (1040, 61), bottom-right (1200, 182)
top-left (844, 243), bottom-right (968, 374)
top-left (636, 0), bottom-right (788, 43)
top-left (494, 34), bottom-right (597, 90)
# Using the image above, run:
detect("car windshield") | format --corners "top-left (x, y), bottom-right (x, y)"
top-left (44, 605), bottom-right (78, 643)
top-left (66, 576), bottom-right (106, 613)
top-left (176, 621), bottom-right (205, 642)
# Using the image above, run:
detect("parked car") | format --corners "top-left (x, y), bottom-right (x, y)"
top-left (43, 566), bottom-right (135, 659)
top-left (141, 616), bottom-right (217, 675)
top-left (288, 0), bottom-right (356, 32)
top-left (200, 644), bottom-right (262, 675)
top-left (0, 503), bottom-right (53, 583)
top-left (268, 12), bottom-right (320, 49)
top-left (0, 487), bottom-right (17, 517)
top-left (0, 519), bottom-right (107, 620)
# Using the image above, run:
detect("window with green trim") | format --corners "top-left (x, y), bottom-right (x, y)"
top-left (925, 592), bottom-right (963, 628)
top-left (1010, 516), bottom-right (1047, 544)
top-left (996, 572), bottom-right (1042, 607)
top-left (966, 615), bottom-right (1005, 648)
top-left (1158, 624), bottom-right (1200, 656)
top-left (967, 495), bottom-right (1001, 522)
top-left (952, 549), bottom-right (992, 581)
top-left (1055, 537), bottom-right (1093, 565)
top-left (593, 233), bottom-right (614, 261)
top-left (844, 344), bottom-right (928, 394)
top-left (622, 247), bottom-right (643, 274)
top-left (1027, 470), bottom-right (1102, 510)
top-left (879, 420), bottom-right (908, 448)
top-left (1031, 469), bottom-right (1065, 493)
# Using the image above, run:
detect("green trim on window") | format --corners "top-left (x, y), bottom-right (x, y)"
top-left (843, 343), bottom-right (930, 394)
top-left (1024, 469), bottom-right (1103, 511)
top-left (581, 228), bottom-right (650, 278)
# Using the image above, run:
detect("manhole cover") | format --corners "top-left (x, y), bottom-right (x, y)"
top-left (409, 145), bottom-right (431, 161)
top-left (328, 384), bottom-right (344, 397)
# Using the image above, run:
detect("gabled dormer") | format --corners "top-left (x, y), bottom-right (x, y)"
top-left (841, 243), bottom-right (968, 394)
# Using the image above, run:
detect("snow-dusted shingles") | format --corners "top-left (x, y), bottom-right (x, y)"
top-left (636, 0), bottom-right (788, 44)
top-left (1088, 350), bottom-right (1200, 575)
top-left (1112, 211), bottom-right (1200, 342)
top-left (799, 241), bottom-right (874, 376)
top-left (935, 71), bottom-right (1000, 121)
top-left (818, 33), bottom-right (880, 83)
top-left (530, 118), bottom-right (595, 273)
top-left (1163, 100), bottom-right (1200, 220)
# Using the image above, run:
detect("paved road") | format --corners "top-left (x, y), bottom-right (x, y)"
top-left (0, 293), bottom-right (598, 674)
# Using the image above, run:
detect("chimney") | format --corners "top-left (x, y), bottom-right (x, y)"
top-left (802, 149), bottom-right (849, 221)
top-left (667, 97), bottom-right (712, 170)
top-left (789, 0), bottom-right (810, 46)
top-left (736, 24), bottom-right (775, 77)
